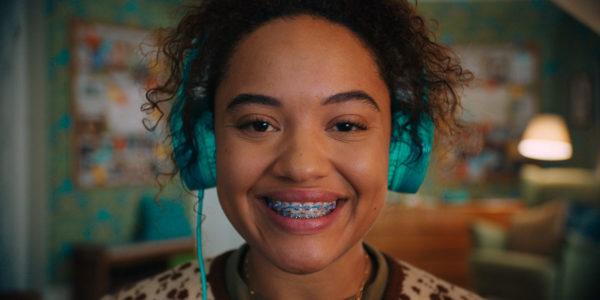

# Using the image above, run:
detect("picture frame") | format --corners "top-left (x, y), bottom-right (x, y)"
top-left (442, 44), bottom-right (539, 190)
top-left (70, 21), bottom-right (170, 188)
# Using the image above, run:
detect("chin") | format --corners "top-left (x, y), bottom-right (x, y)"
top-left (274, 248), bottom-right (332, 274)
top-left (252, 232), bottom-right (360, 275)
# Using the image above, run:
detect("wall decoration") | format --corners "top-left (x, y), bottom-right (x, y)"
top-left (450, 44), bottom-right (538, 185)
top-left (71, 21), bottom-right (170, 188)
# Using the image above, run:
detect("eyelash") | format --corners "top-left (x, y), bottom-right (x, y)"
top-left (237, 117), bottom-right (278, 132)
top-left (330, 120), bottom-right (368, 132)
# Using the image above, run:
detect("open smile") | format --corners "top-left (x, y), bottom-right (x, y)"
top-left (264, 198), bottom-right (338, 219)
top-left (256, 189), bottom-right (346, 220)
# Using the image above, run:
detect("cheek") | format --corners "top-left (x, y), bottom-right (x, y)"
top-left (214, 130), bottom-right (273, 205)
top-left (335, 135), bottom-right (390, 203)
top-left (216, 139), bottom-right (255, 196)
top-left (334, 139), bottom-right (389, 238)
top-left (214, 133), bottom-right (266, 236)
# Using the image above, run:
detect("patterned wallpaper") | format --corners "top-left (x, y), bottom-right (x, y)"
top-left (46, 0), bottom-right (185, 282)
top-left (46, 0), bottom-right (600, 283)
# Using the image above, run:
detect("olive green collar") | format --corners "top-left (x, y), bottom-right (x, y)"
top-left (224, 243), bottom-right (389, 300)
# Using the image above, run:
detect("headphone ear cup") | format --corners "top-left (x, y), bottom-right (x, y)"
top-left (388, 111), bottom-right (434, 193)
top-left (191, 112), bottom-right (217, 188)
top-left (171, 108), bottom-right (217, 191)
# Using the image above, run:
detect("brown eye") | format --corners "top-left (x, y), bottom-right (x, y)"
top-left (237, 118), bottom-right (278, 133)
top-left (251, 121), bottom-right (271, 132)
top-left (333, 121), bottom-right (367, 132)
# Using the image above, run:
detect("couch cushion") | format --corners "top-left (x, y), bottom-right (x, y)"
top-left (507, 199), bottom-right (566, 257)
top-left (138, 197), bottom-right (192, 241)
top-left (470, 220), bottom-right (508, 250)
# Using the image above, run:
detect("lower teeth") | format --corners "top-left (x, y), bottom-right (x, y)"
top-left (267, 200), bottom-right (337, 219)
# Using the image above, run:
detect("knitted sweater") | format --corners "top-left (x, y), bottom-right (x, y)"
top-left (102, 248), bottom-right (482, 300)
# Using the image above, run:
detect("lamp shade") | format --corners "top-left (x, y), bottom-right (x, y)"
top-left (518, 114), bottom-right (572, 161)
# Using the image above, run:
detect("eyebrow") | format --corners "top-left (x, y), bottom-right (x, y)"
top-left (322, 90), bottom-right (380, 111)
top-left (226, 90), bottom-right (380, 111)
top-left (226, 94), bottom-right (282, 110)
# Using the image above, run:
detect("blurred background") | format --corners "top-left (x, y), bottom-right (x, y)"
top-left (1, 0), bottom-right (599, 299)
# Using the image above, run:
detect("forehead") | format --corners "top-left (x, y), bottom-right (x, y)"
top-left (215, 15), bottom-right (389, 106)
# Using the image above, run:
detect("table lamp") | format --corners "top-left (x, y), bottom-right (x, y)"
top-left (518, 114), bottom-right (572, 161)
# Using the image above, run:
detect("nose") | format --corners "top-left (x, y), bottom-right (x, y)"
top-left (270, 128), bottom-right (330, 183)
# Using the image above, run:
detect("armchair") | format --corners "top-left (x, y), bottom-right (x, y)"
top-left (469, 166), bottom-right (600, 300)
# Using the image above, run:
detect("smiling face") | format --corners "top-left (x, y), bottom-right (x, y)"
top-left (213, 15), bottom-right (391, 274)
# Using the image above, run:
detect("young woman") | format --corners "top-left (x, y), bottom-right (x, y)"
top-left (104, 1), bottom-right (477, 299)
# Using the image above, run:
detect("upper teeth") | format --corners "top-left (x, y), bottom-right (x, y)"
top-left (267, 200), bottom-right (337, 219)
top-left (268, 201), bottom-right (336, 210)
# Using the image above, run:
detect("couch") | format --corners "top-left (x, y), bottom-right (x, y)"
top-left (469, 165), bottom-right (600, 300)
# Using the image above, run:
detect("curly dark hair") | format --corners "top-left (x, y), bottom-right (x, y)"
top-left (143, 0), bottom-right (472, 179)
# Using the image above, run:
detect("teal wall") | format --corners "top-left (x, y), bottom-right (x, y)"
top-left (46, 0), bottom-right (185, 283)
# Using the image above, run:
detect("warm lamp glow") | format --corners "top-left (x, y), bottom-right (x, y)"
top-left (518, 114), bottom-right (572, 161)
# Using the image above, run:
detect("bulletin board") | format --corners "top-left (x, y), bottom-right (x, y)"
top-left (71, 21), bottom-right (170, 188)
top-left (451, 44), bottom-right (539, 184)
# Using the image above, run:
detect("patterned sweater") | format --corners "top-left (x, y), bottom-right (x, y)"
top-left (102, 248), bottom-right (482, 300)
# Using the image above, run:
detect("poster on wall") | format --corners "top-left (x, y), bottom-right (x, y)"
top-left (71, 21), bottom-right (170, 188)
top-left (450, 44), bottom-right (538, 186)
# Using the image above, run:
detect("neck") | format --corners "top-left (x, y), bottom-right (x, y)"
top-left (244, 241), bottom-right (371, 300)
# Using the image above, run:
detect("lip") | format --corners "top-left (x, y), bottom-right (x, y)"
top-left (255, 189), bottom-right (347, 234)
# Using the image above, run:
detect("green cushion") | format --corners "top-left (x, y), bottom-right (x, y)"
top-left (470, 220), bottom-right (508, 250)
top-left (138, 197), bottom-right (192, 241)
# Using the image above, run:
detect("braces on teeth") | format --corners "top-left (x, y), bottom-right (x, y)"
top-left (267, 200), bottom-right (337, 219)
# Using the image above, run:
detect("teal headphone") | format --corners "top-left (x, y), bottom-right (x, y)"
top-left (170, 39), bottom-right (433, 300)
